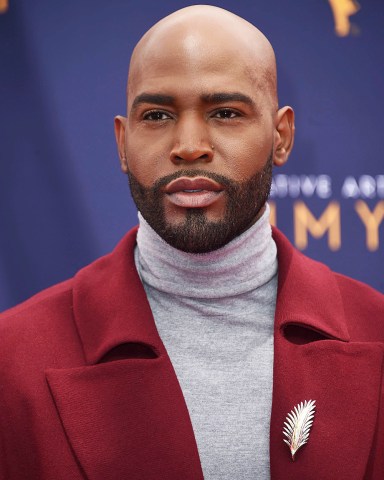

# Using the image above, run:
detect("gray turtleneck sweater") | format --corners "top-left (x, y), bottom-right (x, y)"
top-left (134, 205), bottom-right (277, 479)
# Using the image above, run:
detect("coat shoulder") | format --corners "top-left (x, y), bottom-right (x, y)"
top-left (0, 277), bottom-right (85, 376)
top-left (272, 226), bottom-right (384, 342)
top-left (0, 279), bottom-right (73, 322)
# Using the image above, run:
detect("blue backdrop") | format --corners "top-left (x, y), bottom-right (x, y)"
top-left (0, 0), bottom-right (383, 311)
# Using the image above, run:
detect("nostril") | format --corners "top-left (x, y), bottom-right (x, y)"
top-left (171, 152), bottom-right (212, 164)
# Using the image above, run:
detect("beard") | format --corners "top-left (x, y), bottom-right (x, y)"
top-left (128, 152), bottom-right (273, 253)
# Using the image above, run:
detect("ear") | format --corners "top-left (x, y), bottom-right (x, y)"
top-left (114, 115), bottom-right (128, 173)
top-left (273, 106), bottom-right (295, 167)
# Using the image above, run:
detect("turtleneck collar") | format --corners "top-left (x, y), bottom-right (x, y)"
top-left (135, 204), bottom-right (277, 299)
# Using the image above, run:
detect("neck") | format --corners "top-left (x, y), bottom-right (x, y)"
top-left (135, 204), bottom-right (277, 299)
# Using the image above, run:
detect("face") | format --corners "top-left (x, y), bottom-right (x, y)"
top-left (116, 29), bottom-right (293, 253)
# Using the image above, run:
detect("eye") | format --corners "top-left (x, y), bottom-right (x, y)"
top-left (143, 110), bottom-right (172, 121)
top-left (212, 108), bottom-right (240, 119)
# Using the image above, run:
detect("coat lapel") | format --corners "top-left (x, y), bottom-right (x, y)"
top-left (46, 229), bottom-right (203, 480)
top-left (270, 229), bottom-right (384, 479)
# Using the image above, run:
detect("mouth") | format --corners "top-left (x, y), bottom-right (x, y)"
top-left (164, 176), bottom-right (224, 208)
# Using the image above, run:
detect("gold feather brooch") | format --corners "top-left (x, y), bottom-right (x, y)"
top-left (283, 399), bottom-right (316, 461)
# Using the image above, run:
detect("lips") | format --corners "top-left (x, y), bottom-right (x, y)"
top-left (164, 177), bottom-right (223, 194)
top-left (164, 176), bottom-right (224, 208)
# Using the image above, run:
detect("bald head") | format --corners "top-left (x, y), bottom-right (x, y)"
top-left (128, 5), bottom-right (278, 111)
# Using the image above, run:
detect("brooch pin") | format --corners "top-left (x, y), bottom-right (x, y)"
top-left (283, 399), bottom-right (316, 461)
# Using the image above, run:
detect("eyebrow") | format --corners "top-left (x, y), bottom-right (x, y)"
top-left (131, 93), bottom-right (175, 111)
top-left (131, 91), bottom-right (256, 111)
top-left (201, 92), bottom-right (256, 108)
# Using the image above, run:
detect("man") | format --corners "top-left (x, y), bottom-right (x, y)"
top-left (0, 5), bottom-right (383, 480)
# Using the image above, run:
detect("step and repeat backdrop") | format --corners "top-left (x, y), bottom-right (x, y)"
top-left (0, 0), bottom-right (383, 311)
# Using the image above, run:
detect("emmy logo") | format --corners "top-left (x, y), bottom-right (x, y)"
top-left (0, 0), bottom-right (8, 14)
top-left (328, 0), bottom-right (360, 36)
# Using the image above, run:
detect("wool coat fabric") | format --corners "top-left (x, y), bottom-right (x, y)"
top-left (0, 227), bottom-right (383, 480)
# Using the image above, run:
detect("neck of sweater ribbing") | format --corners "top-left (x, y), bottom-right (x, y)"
top-left (135, 204), bottom-right (277, 299)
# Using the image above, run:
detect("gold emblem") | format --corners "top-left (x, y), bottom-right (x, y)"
top-left (283, 399), bottom-right (316, 461)
top-left (0, 0), bottom-right (8, 14)
top-left (328, 0), bottom-right (360, 37)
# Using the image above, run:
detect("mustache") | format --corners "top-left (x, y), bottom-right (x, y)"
top-left (152, 169), bottom-right (237, 191)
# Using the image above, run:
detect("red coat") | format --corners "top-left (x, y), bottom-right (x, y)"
top-left (0, 227), bottom-right (383, 479)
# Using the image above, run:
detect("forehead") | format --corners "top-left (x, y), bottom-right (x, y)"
top-left (128, 28), bottom-right (270, 104)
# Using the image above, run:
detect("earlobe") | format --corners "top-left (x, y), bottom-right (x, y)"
top-left (114, 115), bottom-right (128, 173)
top-left (273, 106), bottom-right (295, 167)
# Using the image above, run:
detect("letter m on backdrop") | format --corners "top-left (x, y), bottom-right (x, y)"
top-left (294, 201), bottom-right (341, 251)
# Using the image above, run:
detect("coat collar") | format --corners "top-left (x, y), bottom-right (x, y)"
top-left (72, 226), bottom-right (349, 366)
top-left (272, 227), bottom-right (349, 342)
top-left (72, 226), bottom-right (165, 365)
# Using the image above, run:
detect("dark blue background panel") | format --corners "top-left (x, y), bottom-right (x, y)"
top-left (0, 0), bottom-right (383, 311)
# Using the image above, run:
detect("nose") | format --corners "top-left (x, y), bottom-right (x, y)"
top-left (170, 115), bottom-right (214, 165)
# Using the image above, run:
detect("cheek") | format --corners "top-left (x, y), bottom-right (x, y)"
top-left (125, 139), bottom-right (167, 187)
top-left (216, 130), bottom-right (272, 181)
